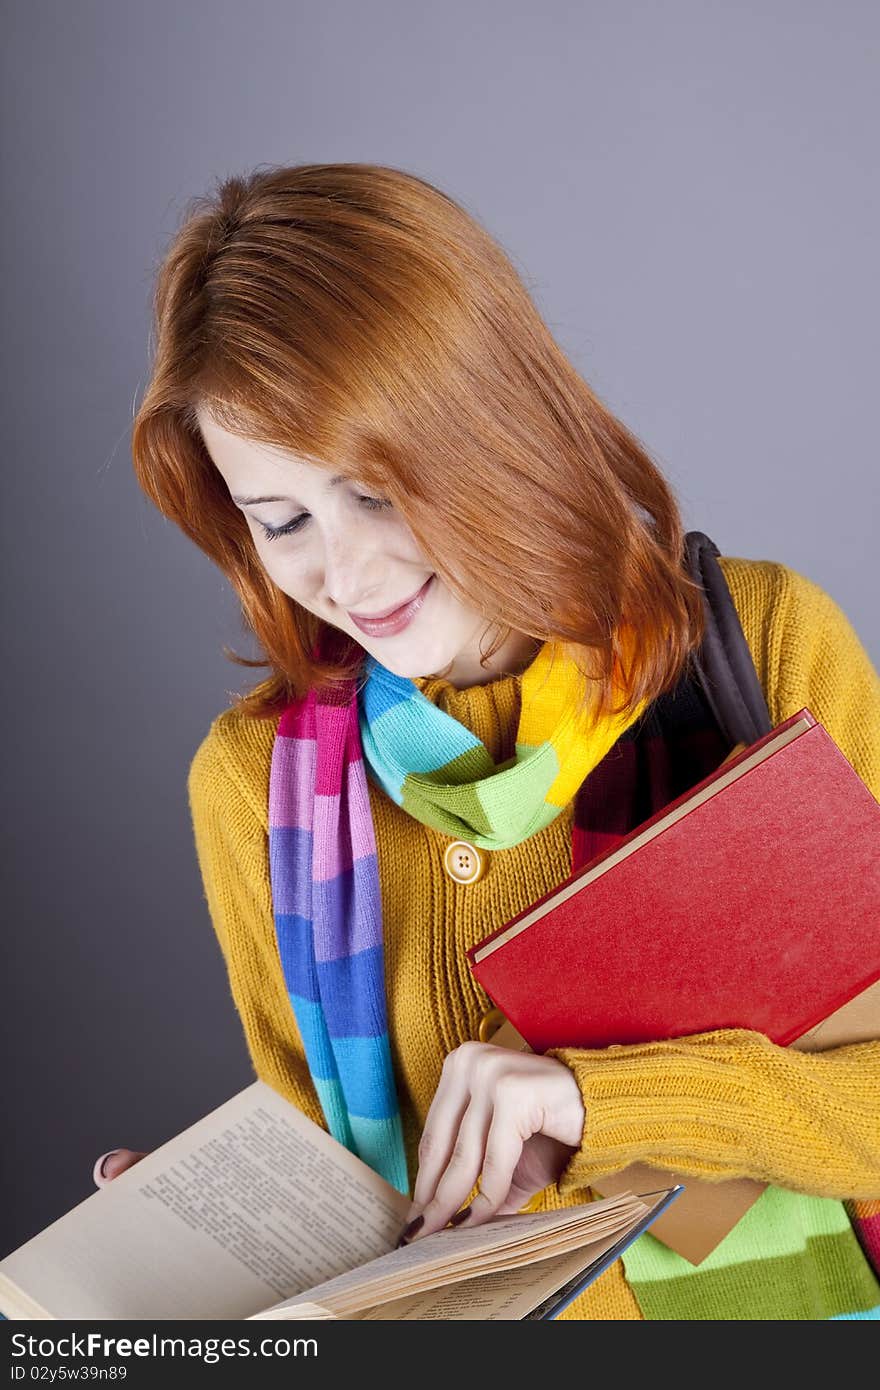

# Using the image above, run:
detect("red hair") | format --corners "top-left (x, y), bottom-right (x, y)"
top-left (131, 161), bottom-right (705, 723)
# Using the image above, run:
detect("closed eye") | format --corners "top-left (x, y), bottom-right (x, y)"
top-left (257, 494), bottom-right (391, 542)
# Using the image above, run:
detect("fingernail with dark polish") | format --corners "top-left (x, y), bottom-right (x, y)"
top-left (396, 1214), bottom-right (424, 1247)
top-left (449, 1206), bottom-right (472, 1226)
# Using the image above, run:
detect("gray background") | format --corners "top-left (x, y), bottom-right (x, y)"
top-left (2, 0), bottom-right (877, 1257)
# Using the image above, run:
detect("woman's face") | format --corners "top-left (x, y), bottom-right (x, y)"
top-left (196, 410), bottom-right (539, 687)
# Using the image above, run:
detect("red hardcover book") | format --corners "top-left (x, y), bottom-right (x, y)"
top-left (467, 708), bottom-right (880, 1054)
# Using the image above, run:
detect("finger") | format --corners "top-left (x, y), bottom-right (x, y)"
top-left (494, 1191), bottom-right (535, 1216)
top-left (92, 1149), bottom-right (147, 1187)
top-left (493, 1175), bottom-right (544, 1216)
top-left (448, 1091), bottom-right (528, 1232)
top-left (409, 1043), bottom-right (482, 1217)
top-left (410, 1092), bottom-right (493, 1240)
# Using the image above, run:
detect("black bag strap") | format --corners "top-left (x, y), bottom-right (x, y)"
top-left (683, 531), bottom-right (773, 746)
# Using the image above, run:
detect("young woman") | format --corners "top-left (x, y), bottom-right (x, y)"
top-left (93, 163), bottom-right (880, 1320)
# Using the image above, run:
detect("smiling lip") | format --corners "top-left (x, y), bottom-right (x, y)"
top-left (348, 576), bottom-right (435, 636)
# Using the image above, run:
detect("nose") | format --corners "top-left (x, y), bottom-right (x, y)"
top-left (320, 535), bottom-right (381, 613)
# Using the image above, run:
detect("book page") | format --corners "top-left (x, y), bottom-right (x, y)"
top-left (252, 1192), bottom-right (647, 1319)
top-left (0, 1081), bottom-right (409, 1321)
top-left (357, 1244), bottom-right (613, 1319)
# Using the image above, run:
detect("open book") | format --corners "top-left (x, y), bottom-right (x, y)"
top-left (0, 1081), bottom-right (681, 1321)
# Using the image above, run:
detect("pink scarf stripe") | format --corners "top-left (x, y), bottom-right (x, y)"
top-left (309, 780), bottom-right (377, 881)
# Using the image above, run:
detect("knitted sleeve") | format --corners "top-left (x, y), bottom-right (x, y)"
top-left (547, 558), bottom-right (880, 1201)
top-left (186, 712), bottom-right (326, 1132)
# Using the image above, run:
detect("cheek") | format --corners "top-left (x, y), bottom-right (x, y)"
top-left (255, 544), bottom-right (312, 596)
top-left (380, 509), bottom-right (423, 555)
top-left (433, 575), bottom-right (463, 614)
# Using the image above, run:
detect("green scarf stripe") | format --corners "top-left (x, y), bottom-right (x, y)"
top-left (400, 740), bottom-right (496, 789)
top-left (473, 742), bottom-right (561, 830)
top-left (407, 743), bottom-right (496, 784)
top-left (400, 773), bottom-right (492, 838)
top-left (627, 1231), bottom-right (880, 1320)
top-left (629, 1188), bottom-right (852, 1273)
top-left (623, 1188), bottom-right (880, 1319)
top-left (483, 795), bottom-right (561, 841)
top-left (399, 746), bottom-right (563, 844)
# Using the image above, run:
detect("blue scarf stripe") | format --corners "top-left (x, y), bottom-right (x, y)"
top-left (358, 655), bottom-right (412, 719)
top-left (316, 946), bottom-right (392, 1037)
top-left (330, 1034), bottom-right (403, 1119)
top-left (288, 992), bottom-right (341, 1079)
top-left (277, 917), bottom-right (321, 1001)
top-left (289, 991), bottom-right (400, 1122)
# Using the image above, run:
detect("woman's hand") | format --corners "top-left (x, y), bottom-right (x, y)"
top-left (92, 1148), bottom-right (149, 1187)
top-left (399, 1042), bottom-right (586, 1244)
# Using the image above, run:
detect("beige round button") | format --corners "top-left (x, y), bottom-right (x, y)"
top-left (443, 839), bottom-right (488, 885)
top-left (477, 1006), bottom-right (506, 1043)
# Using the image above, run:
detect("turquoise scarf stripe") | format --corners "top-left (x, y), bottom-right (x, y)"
top-left (311, 1074), bottom-right (408, 1193)
top-left (360, 655), bottom-right (487, 789)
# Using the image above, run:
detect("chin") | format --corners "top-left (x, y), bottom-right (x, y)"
top-left (370, 644), bottom-right (455, 682)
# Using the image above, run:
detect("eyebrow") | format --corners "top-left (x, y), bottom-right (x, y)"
top-left (232, 474), bottom-right (348, 506)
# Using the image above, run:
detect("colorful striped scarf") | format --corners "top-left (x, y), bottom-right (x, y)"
top-left (267, 634), bottom-right (646, 1194)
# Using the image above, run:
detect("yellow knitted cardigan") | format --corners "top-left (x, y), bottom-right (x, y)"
top-left (186, 556), bottom-right (880, 1320)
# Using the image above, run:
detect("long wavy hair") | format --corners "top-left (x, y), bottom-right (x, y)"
top-left (131, 161), bottom-right (705, 724)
